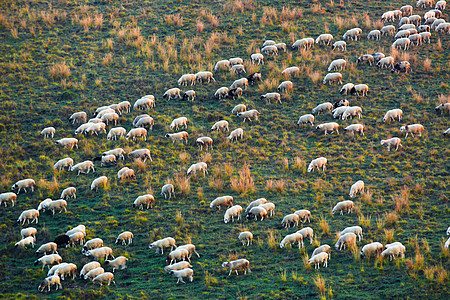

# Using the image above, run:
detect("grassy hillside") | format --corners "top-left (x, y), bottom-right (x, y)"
top-left (0, 0), bottom-right (449, 298)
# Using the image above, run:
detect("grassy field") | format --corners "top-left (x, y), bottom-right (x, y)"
top-left (0, 0), bottom-right (449, 298)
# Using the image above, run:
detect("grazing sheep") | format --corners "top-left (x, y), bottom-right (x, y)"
top-left (259, 203), bottom-right (275, 217)
top-left (227, 88), bottom-right (244, 100)
top-left (312, 245), bottom-right (332, 259)
top-left (231, 64), bottom-right (246, 74)
top-left (384, 109), bottom-right (403, 122)
top-left (418, 25), bottom-right (430, 33)
top-left (246, 206), bottom-right (268, 221)
top-left (312, 102), bottom-right (333, 115)
top-left (60, 186), bottom-right (77, 199)
top-left (297, 227), bottom-right (314, 244)
top-left (245, 198), bottom-right (267, 214)
top-left (215, 87), bottom-right (229, 100)
top-left (53, 158), bottom-right (73, 172)
top-left (328, 59), bottom-right (346, 71)
top-left (435, 103), bottom-right (450, 114)
top-left (177, 74), bottom-right (196, 86)
top-left (161, 184), bottom-right (175, 199)
top-left (247, 72), bottom-right (262, 85)
top-left (294, 209), bottom-right (311, 223)
top-left (17, 209), bottom-right (39, 225)
top-left (82, 238), bottom-right (104, 252)
top-left (333, 106), bottom-right (350, 119)
top-left (377, 56), bottom-right (395, 68)
top-left (196, 136), bottom-right (213, 151)
top-left (392, 38), bottom-right (411, 50)
top-left (261, 45), bottom-right (278, 56)
top-left (43, 199), bottom-right (67, 215)
top-left (357, 55), bottom-right (374, 66)
top-left (183, 90), bottom-right (196, 101)
top-left (435, 22), bottom-right (450, 33)
top-left (74, 123), bottom-right (91, 135)
top-left (167, 248), bottom-right (190, 265)
top-left (90, 176), bottom-right (107, 192)
top-left (281, 213), bottom-right (300, 228)
top-left (239, 231), bottom-right (253, 246)
top-left (308, 252), bottom-right (329, 269)
top-left (395, 29), bottom-right (411, 40)
top-left (211, 120), bottom-right (229, 132)
top-left (232, 104), bottom-right (246, 115)
top-left (70, 161), bottom-right (95, 176)
top-left (224, 205), bottom-right (243, 223)
top-left (315, 34), bottom-right (333, 46)
top-left (261, 92), bottom-right (281, 104)
top-left (21, 227), bottom-right (37, 240)
top-left (372, 52), bottom-right (385, 62)
top-left (40, 127), bottom-right (55, 139)
top-left (238, 109), bottom-right (260, 122)
top-left (187, 162), bottom-right (208, 176)
top-left (0, 192), bottom-right (17, 207)
top-left (291, 37), bottom-right (314, 50)
top-left (214, 60), bottom-right (231, 71)
top-left (170, 268), bottom-right (194, 283)
top-left (69, 232), bottom-right (85, 246)
top-left (443, 128), bottom-right (450, 136)
top-left (340, 226), bottom-right (363, 241)
top-left (332, 40), bottom-right (347, 51)
top-left (251, 53), bottom-right (264, 65)
top-left (53, 235), bottom-right (70, 248)
top-left (349, 180), bottom-right (365, 198)
top-left (134, 95), bottom-right (155, 110)
top-left (107, 127), bottom-right (126, 140)
top-left (280, 232), bottom-right (303, 248)
top-left (84, 247), bottom-right (114, 260)
top-left (343, 28), bottom-right (362, 40)
top-left (34, 254), bottom-right (62, 270)
top-left (170, 117), bottom-right (188, 131)
top-left (177, 244), bottom-right (200, 259)
top-left (332, 200), bottom-right (354, 215)
top-left (297, 114), bottom-right (315, 126)
top-left (367, 30), bottom-right (381, 40)
top-left (38, 275), bottom-right (62, 292)
top-left (229, 57), bottom-right (243, 65)
top-left (105, 256), bottom-right (128, 272)
top-left (307, 157), bottom-right (328, 172)
top-left (195, 71), bottom-right (215, 83)
top-left (165, 131), bottom-right (189, 144)
top-left (100, 154), bottom-right (116, 167)
top-left (278, 81), bottom-right (293, 93)
top-left (400, 124), bottom-right (424, 138)
top-left (316, 122), bottom-right (339, 135)
top-left (149, 237), bottom-right (177, 254)
top-left (436, 1), bottom-right (446, 10)
top-left (84, 267), bottom-right (105, 280)
top-left (84, 122), bottom-right (107, 136)
top-left (115, 232), bottom-right (133, 245)
top-left (409, 14), bottom-right (422, 25)
top-left (381, 25), bottom-right (396, 36)
top-left (93, 272), bottom-right (115, 286)
top-left (222, 259), bottom-right (251, 276)
top-left (342, 106), bottom-right (362, 120)
top-left (15, 236), bottom-right (35, 249)
top-left (80, 262), bottom-right (101, 277)
top-left (381, 137), bottom-right (403, 151)
top-left (323, 73), bottom-right (343, 85)
top-left (210, 196), bottom-right (233, 210)
top-left (344, 124), bottom-right (365, 136)
top-left (96, 108), bottom-right (114, 119)
top-left (340, 83), bottom-right (355, 95)
top-left (335, 233), bottom-right (357, 250)
top-left (126, 127), bottom-right (147, 141)
top-left (228, 128), bottom-right (244, 142)
top-left (164, 261), bottom-right (192, 272)
top-left (100, 112), bottom-right (119, 126)
top-left (391, 61), bottom-right (411, 74)
top-left (55, 263), bottom-right (77, 280)
top-left (350, 84), bottom-right (369, 96)
top-left (282, 66), bottom-right (300, 77)
top-left (103, 148), bottom-right (126, 160)
top-left (69, 111), bottom-right (87, 124)
top-left (128, 149), bottom-right (153, 162)
top-left (118, 168), bottom-right (135, 181)
top-left (419, 31), bottom-right (431, 43)
top-left (360, 242), bottom-right (383, 258)
top-left (381, 244), bottom-right (406, 261)
top-left (275, 42), bottom-right (287, 52)
top-left (381, 11), bottom-right (395, 22)
top-left (66, 225), bottom-right (86, 237)
top-left (12, 178), bottom-right (36, 194)
top-left (163, 88), bottom-right (182, 100)
top-left (118, 101), bottom-right (131, 113)
top-left (229, 78), bottom-right (248, 90)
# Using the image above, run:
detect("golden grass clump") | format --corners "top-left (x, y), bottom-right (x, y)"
top-left (196, 21), bottom-right (204, 33)
top-left (313, 275), bottom-right (326, 297)
top-left (266, 179), bottom-right (286, 193)
top-left (207, 13), bottom-right (219, 28)
top-left (173, 173), bottom-right (190, 196)
top-left (318, 217), bottom-right (330, 235)
top-left (209, 177), bottom-right (223, 191)
top-left (267, 230), bottom-right (277, 250)
top-left (384, 211), bottom-right (398, 228)
top-left (311, 3), bottom-right (324, 14)
top-left (358, 214), bottom-right (371, 228)
top-left (230, 163), bottom-right (255, 194)
top-left (280, 6), bottom-right (303, 20)
top-left (423, 58), bottom-right (431, 72)
top-left (223, 0), bottom-right (255, 14)
top-left (392, 186), bottom-right (409, 214)
top-left (384, 229), bottom-right (394, 243)
top-left (102, 53), bottom-right (113, 66)
top-left (49, 62), bottom-right (71, 80)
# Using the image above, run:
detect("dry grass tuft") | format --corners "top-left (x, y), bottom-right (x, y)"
top-left (423, 58), bottom-right (431, 72)
top-left (266, 179), bottom-right (286, 193)
top-left (49, 62), bottom-right (70, 80)
top-left (392, 186), bottom-right (409, 214)
top-left (230, 163), bottom-right (255, 194)
top-left (384, 211), bottom-right (398, 228)
top-left (359, 215), bottom-right (371, 228)
top-left (196, 21), bottom-right (204, 33)
top-left (313, 275), bottom-right (326, 296)
top-left (173, 173), bottom-right (190, 196)
top-left (318, 217), bottom-right (330, 235)
top-left (384, 229), bottom-right (394, 243)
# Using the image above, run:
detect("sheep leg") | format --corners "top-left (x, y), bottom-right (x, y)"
top-left (235, 270), bottom-right (239, 276)
top-left (228, 270), bottom-right (232, 276)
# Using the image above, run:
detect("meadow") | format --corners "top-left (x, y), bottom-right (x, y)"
top-left (0, 0), bottom-right (449, 298)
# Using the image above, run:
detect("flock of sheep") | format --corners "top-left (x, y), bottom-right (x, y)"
top-left (1, 0), bottom-right (450, 294)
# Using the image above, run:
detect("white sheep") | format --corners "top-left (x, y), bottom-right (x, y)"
top-left (238, 109), bottom-right (260, 122)
top-left (126, 127), bottom-right (147, 141)
top-left (215, 87), bottom-right (230, 100)
top-left (280, 232), bottom-right (303, 248)
top-left (335, 232), bottom-right (357, 250)
top-left (400, 124), bottom-right (425, 138)
top-left (93, 272), bottom-right (115, 286)
top-left (15, 236), bottom-right (35, 248)
top-left (381, 244), bottom-right (406, 260)
top-left (163, 88), bottom-right (182, 100)
top-left (167, 248), bottom-right (190, 265)
top-left (436, 1), bottom-right (446, 10)
top-left (115, 232), bottom-right (133, 245)
top-left (149, 237), bottom-right (177, 254)
top-left (281, 213), bottom-right (299, 228)
top-left (170, 268), bottom-right (194, 283)
top-left (377, 56), bottom-right (395, 68)
top-left (118, 101), bottom-right (131, 113)
top-left (261, 92), bottom-right (282, 104)
top-left (342, 106), bottom-right (362, 120)
top-left (12, 178), bottom-right (36, 194)
top-left (409, 14), bottom-right (422, 25)
top-left (297, 114), bottom-right (315, 126)
top-left (245, 198), bottom-right (267, 214)
top-left (232, 104), bottom-right (246, 115)
top-left (80, 261), bottom-right (101, 277)
top-left (229, 78), bottom-right (248, 90)
top-left (350, 84), bottom-right (369, 96)
top-left (294, 209), bottom-right (311, 223)
top-left (380, 137), bottom-right (403, 151)
top-left (103, 148), bottom-right (125, 160)
top-left (161, 184), bottom-right (175, 199)
top-left (312, 102), bottom-right (333, 115)
top-left (105, 256), bottom-right (128, 272)
top-left (315, 34), bottom-right (333, 45)
top-left (69, 232), bottom-right (85, 246)
top-left (251, 53), bottom-right (264, 65)
top-left (170, 117), bottom-right (188, 131)
top-left (177, 74), bottom-right (196, 86)
top-left (307, 157), bottom-right (328, 172)
top-left (343, 28), bottom-right (362, 40)
top-left (118, 167), bottom-right (135, 181)
top-left (340, 83), bottom-right (354, 95)
top-left (340, 226), bottom-right (363, 241)
top-left (183, 90), bottom-right (196, 101)
top-left (40, 127), bottom-right (56, 139)
top-left (222, 259), bottom-right (251, 276)
top-left (261, 45), bottom-right (278, 56)
top-left (177, 244), bottom-right (200, 259)
top-left (84, 247), bottom-right (114, 260)
top-left (100, 112), bottom-right (119, 126)
top-left (214, 60), bottom-right (231, 71)
top-left (420, 31), bottom-right (432, 43)
top-left (246, 206), bottom-right (268, 221)
top-left (316, 122), bottom-right (339, 135)
top-left (187, 162), bottom-right (208, 176)
top-left (38, 275), bottom-right (62, 292)
top-left (128, 149), bottom-right (153, 162)
top-left (53, 157), bottom-right (74, 171)
top-left (74, 123), bottom-right (91, 135)
top-left (400, 5), bottom-right (413, 16)
top-left (227, 128), bottom-right (244, 142)
top-left (101, 154), bottom-right (116, 166)
top-left (259, 202), bottom-right (275, 217)
top-left (367, 30), bottom-right (381, 40)
top-left (435, 22), bottom-right (450, 33)
top-left (344, 124), bottom-right (365, 136)
top-left (37, 198), bottom-right (52, 212)
top-left (308, 252), bottom-right (329, 269)
top-left (44, 199), bottom-right (68, 215)
top-left (133, 194), bottom-right (155, 210)
top-left (107, 127), bottom-right (126, 140)
top-left (360, 242), bottom-right (383, 258)
top-left (17, 209), bottom-right (39, 225)
top-left (196, 136), bottom-right (213, 150)
top-left (392, 38), bottom-right (411, 50)
top-left (349, 180), bottom-right (365, 198)
top-left (82, 239), bottom-right (103, 253)
top-left (84, 122), bottom-right (107, 136)
top-left (328, 59), bottom-right (346, 72)
top-left (312, 245), bottom-right (332, 259)
top-left (224, 205), bottom-right (243, 223)
top-left (381, 25), bottom-right (395, 36)
top-left (297, 227), bottom-right (314, 244)
top-left (278, 80), bottom-right (293, 94)
top-left (383, 109), bottom-right (403, 122)
top-left (211, 120), bottom-right (229, 132)
top-left (20, 227), bottom-right (37, 241)
top-left (282, 66), bottom-right (300, 77)
top-left (239, 231), bottom-right (253, 246)
top-left (332, 200), bottom-right (354, 215)
top-left (195, 71), bottom-right (215, 83)
top-left (164, 261), bottom-right (192, 272)
top-left (395, 30), bottom-right (411, 40)
top-left (84, 267), bottom-right (105, 280)
top-left (435, 103), bottom-right (450, 114)
top-left (381, 11), bottom-right (395, 22)
top-left (55, 263), bottom-right (77, 280)
top-left (323, 73), bottom-right (342, 85)
top-left (0, 192), bottom-right (17, 207)
top-left (34, 254), bottom-right (62, 270)
top-left (96, 108), bottom-right (115, 118)
top-left (69, 111), bottom-right (87, 124)
top-left (332, 40), bottom-right (347, 51)
top-left (231, 64), bottom-right (246, 74)
top-left (66, 225), bottom-right (86, 237)
top-left (210, 196), bottom-right (233, 210)
top-left (134, 95), bottom-right (155, 110)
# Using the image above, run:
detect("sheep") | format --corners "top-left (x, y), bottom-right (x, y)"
top-left (15, 236), bottom-right (35, 249)
top-left (105, 256), bottom-right (128, 272)
top-left (445, 237), bottom-right (450, 248)
top-left (226, 88), bottom-right (243, 102)
top-left (340, 83), bottom-right (354, 95)
top-left (84, 247), bottom-right (114, 260)
top-left (69, 232), bottom-right (85, 246)
top-left (232, 104), bottom-right (246, 115)
top-left (400, 124), bottom-right (425, 138)
top-left (371, 52), bottom-right (385, 62)
top-left (308, 252), bottom-right (329, 269)
top-left (103, 148), bottom-right (125, 160)
top-left (239, 231), bottom-right (253, 246)
top-left (261, 92), bottom-right (281, 104)
top-left (96, 108), bottom-right (115, 119)
top-left (238, 109), bottom-right (260, 122)
top-left (246, 206), bottom-right (268, 221)
top-left (281, 66), bottom-right (300, 77)
top-left (211, 120), bottom-right (229, 132)
top-left (53, 235), bottom-right (70, 248)
top-left (367, 30), bottom-right (381, 40)
top-left (126, 127), bottom-right (147, 141)
top-left (231, 64), bottom-right (246, 74)
top-left (436, 22), bottom-right (450, 33)
top-left (392, 38), bottom-right (411, 50)
top-left (245, 198), bottom-right (267, 214)
top-left (395, 29), bottom-right (411, 40)
top-left (280, 232), bottom-right (304, 248)
top-left (69, 111), bottom-right (87, 124)
top-left (323, 73), bottom-right (342, 85)
top-left (55, 263), bottom-right (77, 280)
top-left (44, 199), bottom-right (67, 215)
top-left (228, 128), bottom-right (244, 142)
top-left (261, 45), bottom-right (278, 56)
top-left (383, 109), bottom-right (403, 123)
top-left (177, 74), bottom-right (196, 86)
top-left (281, 213), bottom-right (300, 228)
top-left (170, 117), bottom-right (188, 131)
top-left (380, 137), bottom-right (403, 151)
top-left (381, 11), bottom-right (395, 22)
top-left (222, 259), bottom-right (251, 276)
top-left (163, 88), bottom-right (182, 100)
top-left (443, 128), bottom-right (450, 136)
top-left (340, 226), bottom-right (363, 242)
top-left (169, 268), bottom-right (194, 283)
top-left (100, 112), bottom-right (119, 126)
top-left (93, 272), bottom-right (115, 286)
top-left (332, 106), bottom-right (349, 119)
top-left (11, 178), bottom-right (36, 194)
top-left (134, 95), bottom-right (155, 110)
top-left (332, 200), bottom-right (354, 215)
top-left (436, 1), bottom-right (446, 10)
top-left (53, 157), bottom-right (74, 171)
top-left (196, 136), bottom-right (213, 151)
top-left (335, 232), bottom-right (357, 250)
top-left (424, 16), bottom-right (437, 25)
top-left (401, 5), bottom-right (413, 16)
top-left (100, 154), bottom-right (116, 166)
top-left (165, 131), bottom-right (189, 144)
top-left (418, 25), bottom-right (430, 33)
top-left (251, 53), bottom-right (264, 65)
top-left (195, 71), bottom-right (215, 83)
top-left (40, 126), bottom-right (56, 139)
top-left (315, 34), bottom-right (333, 46)
top-left (214, 60), bottom-right (231, 71)
top-left (210, 196), bottom-right (233, 210)
top-left (34, 254), bottom-right (62, 270)
top-left (350, 84), bottom-right (369, 96)
top-left (342, 106), bottom-right (362, 120)
top-left (312, 102), bottom-right (333, 115)
top-left (0, 192), bottom-right (17, 207)
top-left (117, 101), bottom-right (131, 113)
top-left (275, 42), bottom-right (287, 52)
top-left (399, 16), bottom-right (411, 27)
top-left (385, 242), bottom-right (406, 250)
top-left (84, 122), bottom-right (107, 136)
top-left (164, 261), bottom-right (192, 272)
top-left (348, 180), bottom-right (365, 198)
top-left (115, 232), bottom-right (133, 246)
top-left (229, 57), bottom-right (243, 65)
top-left (149, 237), bottom-right (177, 254)
top-left (328, 59), bottom-right (346, 72)
top-left (224, 205), bottom-right (243, 223)
top-left (37, 199), bottom-right (52, 212)
top-left (17, 209), bottom-right (39, 225)
top-left (381, 244), bottom-right (406, 260)
top-left (128, 149), bottom-right (153, 162)
top-left (312, 245), bottom-right (332, 259)
top-left (294, 209), bottom-right (311, 223)
top-left (291, 37), bottom-right (314, 50)
top-left (82, 238), bottom-right (103, 252)
top-left (88, 176), bottom-right (107, 192)
top-left (357, 55), bottom-right (374, 66)
top-left (38, 275), bottom-right (62, 292)
top-left (215, 87), bottom-right (230, 100)
top-left (177, 244), bottom-right (200, 259)
top-left (107, 127), bottom-right (126, 140)
top-left (332, 40), bottom-right (347, 51)
top-left (229, 78), bottom-right (248, 90)
top-left (344, 124), bottom-right (365, 136)
top-left (377, 56), bottom-right (395, 68)
top-left (424, 10), bottom-right (436, 20)
top-left (297, 114), bottom-right (315, 126)
top-left (259, 202), bottom-right (275, 217)
top-left (84, 267), bottom-right (105, 280)
top-left (66, 225), bottom-right (86, 237)
top-left (133, 115), bottom-right (153, 129)
top-left (183, 90), bottom-right (196, 102)
top-left (74, 123), bottom-right (91, 135)
top-left (391, 61), bottom-right (411, 74)
top-left (307, 157), bottom-right (328, 172)
top-left (167, 248), bottom-right (190, 265)
top-left (381, 25), bottom-right (396, 36)
top-left (187, 162), bottom-right (208, 176)
top-left (161, 184), bottom-right (175, 199)
top-left (316, 122), bottom-right (339, 135)
top-left (360, 242), bottom-right (383, 259)
top-left (80, 262), bottom-right (101, 277)
top-left (343, 28), bottom-right (362, 40)
top-left (419, 31), bottom-right (432, 43)
top-left (278, 81), bottom-right (293, 93)
top-left (409, 14), bottom-right (422, 25)
top-left (133, 194), bottom-right (155, 210)
top-left (435, 103), bottom-right (450, 114)
top-left (118, 168), bottom-right (135, 181)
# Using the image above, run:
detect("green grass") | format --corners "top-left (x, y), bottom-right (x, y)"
top-left (0, 0), bottom-right (449, 298)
